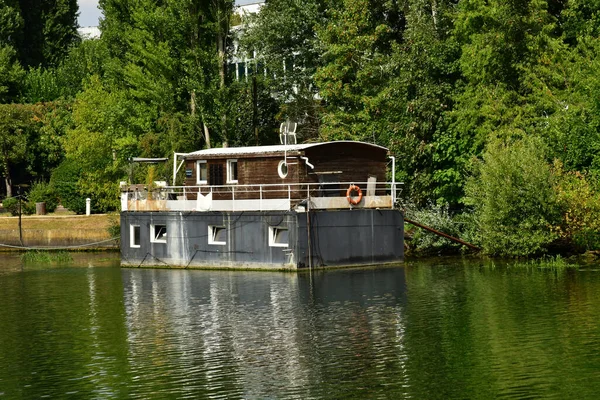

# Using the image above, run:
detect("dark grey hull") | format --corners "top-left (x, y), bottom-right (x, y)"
top-left (120, 209), bottom-right (404, 270)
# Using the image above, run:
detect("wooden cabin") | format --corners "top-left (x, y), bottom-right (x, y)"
top-left (122, 141), bottom-right (395, 212)
top-left (182, 141), bottom-right (389, 201)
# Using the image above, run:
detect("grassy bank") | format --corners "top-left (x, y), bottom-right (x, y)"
top-left (0, 214), bottom-right (112, 230)
top-left (0, 214), bottom-right (118, 250)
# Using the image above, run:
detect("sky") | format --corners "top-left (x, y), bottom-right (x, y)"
top-left (77, 0), bottom-right (262, 27)
top-left (78, 0), bottom-right (101, 27)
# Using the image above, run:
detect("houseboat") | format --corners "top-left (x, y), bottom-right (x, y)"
top-left (120, 140), bottom-right (404, 270)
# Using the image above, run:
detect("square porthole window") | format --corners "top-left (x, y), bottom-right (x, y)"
top-left (196, 160), bottom-right (208, 184)
top-left (208, 225), bottom-right (227, 245)
top-left (269, 227), bottom-right (289, 247)
top-left (130, 225), bottom-right (140, 248)
top-left (151, 224), bottom-right (167, 243)
top-left (227, 159), bottom-right (238, 183)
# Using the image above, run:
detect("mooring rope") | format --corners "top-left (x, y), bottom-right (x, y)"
top-left (0, 237), bottom-right (120, 251)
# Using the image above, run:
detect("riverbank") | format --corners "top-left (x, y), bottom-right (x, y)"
top-left (0, 213), bottom-right (118, 250)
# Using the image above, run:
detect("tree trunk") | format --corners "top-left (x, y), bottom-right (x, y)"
top-left (218, 33), bottom-right (226, 89)
top-left (191, 90), bottom-right (196, 117)
top-left (431, 0), bottom-right (438, 30)
top-left (218, 28), bottom-right (227, 144)
top-left (203, 122), bottom-right (211, 149)
top-left (253, 75), bottom-right (259, 145)
top-left (4, 164), bottom-right (12, 198)
top-left (188, 2), bottom-right (207, 149)
top-left (215, 0), bottom-right (230, 145)
top-left (191, 90), bottom-right (212, 148)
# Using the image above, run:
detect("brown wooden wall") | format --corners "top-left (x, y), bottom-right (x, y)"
top-left (303, 142), bottom-right (388, 195)
top-left (182, 142), bottom-right (389, 200)
top-left (183, 156), bottom-right (306, 200)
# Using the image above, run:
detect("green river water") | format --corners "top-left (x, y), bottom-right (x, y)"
top-left (0, 253), bottom-right (599, 399)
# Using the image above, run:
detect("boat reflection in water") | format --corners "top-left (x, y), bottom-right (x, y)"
top-left (121, 266), bottom-right (408, 398)
top-left (3, 256), bottom-right (600, 398)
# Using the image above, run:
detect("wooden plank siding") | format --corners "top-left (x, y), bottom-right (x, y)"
top-left (182, 142), bottom-right (389, 200)
top-left (184, 156), bottom-right (307, 200)
top-left (304, 142), bottom-right (388, 195)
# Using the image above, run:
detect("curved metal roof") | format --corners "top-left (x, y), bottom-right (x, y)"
top-left (185, 141), bottom-right (388, 158)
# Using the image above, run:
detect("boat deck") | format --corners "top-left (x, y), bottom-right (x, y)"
top-left (120, 181), bottom-right (399, 212)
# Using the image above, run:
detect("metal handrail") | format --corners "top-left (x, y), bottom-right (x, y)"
top-left (122, 181), bottom-right (403, 211)
top-left (123, 181), bottom-right (402, 191)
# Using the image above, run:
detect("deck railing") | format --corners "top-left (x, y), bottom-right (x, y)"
top-left (121, 181), bottom-right (401, 212)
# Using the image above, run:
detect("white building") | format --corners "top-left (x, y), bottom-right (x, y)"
top-left (78, 26), bottom-right (101, 40)
top-left (237, 1), bottom-right (264, 15)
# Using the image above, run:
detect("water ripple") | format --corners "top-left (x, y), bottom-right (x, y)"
top-left (1, 259), bottom-right (600, 398)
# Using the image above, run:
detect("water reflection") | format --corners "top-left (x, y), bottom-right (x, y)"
top-left (2, 256), bottom-right (600, 399)
top-left (121, 267), bottom-right (408, 399)
top-left (401, 260), bottom-right (600, 399)
top-left (0, 254), bottom-right (130, 398)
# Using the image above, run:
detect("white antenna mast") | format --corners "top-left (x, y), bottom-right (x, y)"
top-left (279, 121), bottom-right (297, 167)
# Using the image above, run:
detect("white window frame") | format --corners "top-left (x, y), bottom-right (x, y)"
top-left (150, 224), bottom-right (167, 243)
top-left (130, 224), bottom-right (141, 248)
top-left (196, 160), bottom-right (208, 184)
top-left (208, 225), bottom-right (227, 246)
top-left (227, 159), bottom-right (238, 184)
top-left (269, 226), bottom-right (289, 247)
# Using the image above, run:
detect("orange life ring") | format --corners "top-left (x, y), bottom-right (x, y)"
top-left (346, 184), bottom-right (363, 206)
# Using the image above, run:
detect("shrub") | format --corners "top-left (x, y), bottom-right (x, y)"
top-left (552, 161), bottom-right (600, 250)
top-left (2, 197), bottom-right (19, 216)
top-left (22, 201), bottom-right (35, 215)
top-left (50, 159), bottom-right (86, 214)
top-left (80, 177), bottom-right (120, 213)
top-left (405, 202), bottom-right (466, 254)
top-left (107, 213), bottom-right (121, 244)
top-left (464, 137), bottom-right (560, 257)
top-left (3, 196), bottom-right (36, 216)
top-left (27, 181), bottom-right (59, 213)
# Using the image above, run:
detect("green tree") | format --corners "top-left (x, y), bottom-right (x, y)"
top-left (436, 0), bottom-right (565, 205)
top-left (17, 0), bottom-right (79, 67)
top-left (0, 0), bottom-right (25, 102)
top-left (315, 0), bottom-right (405, 142)
top-left (28, 101), bottom-right (71, 180)
top-left (241, 0), bottom-right (325, 138)
top-left (41, 0), bottom-right (80, 66)
top-left (98, 0), bottom-right (239, 151)
top-left (22, 38), bottom-right (109, 103)
top-left (50, 158), bottom-right (86, 213)
top-left (0, 104), bottom-right (35, 197)
top-left (552, 161), bottom-right (600, 250)
top-left (0, 0), bottom-right (23, 44)
top-left (65, 76), bottom-right (140, 174)
top-left (387, 0), bottom-right (459, 204)
top-left (62, 77), bottom-right (143, 211)
top-left (0, 45), bottom-right (24, 102)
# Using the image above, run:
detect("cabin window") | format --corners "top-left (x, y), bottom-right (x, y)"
top-left (269, 227), bottom-right (289, 247)
top-left (151, 224), bottom-right (167, 243)
top-left (130, 225), bottom-right (140, 248)
top-left (278, 160), bottom-right (288, 179)
top-left (196, 160), bottom-right (207, 184)
top-left (227, 159), bottom-right (238, 183)
top-left (208, 225), bottom-right (227, 245)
